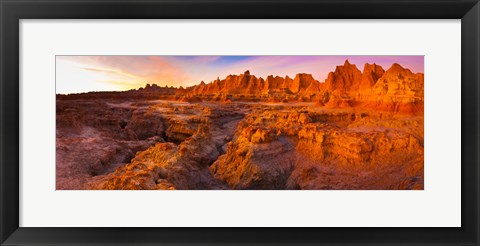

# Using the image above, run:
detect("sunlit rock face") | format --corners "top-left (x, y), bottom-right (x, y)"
top-left (56, 60), bottom-right (424, 190)
top-left (210, 109), bottom-right (423, 190)
top-left (325, 59), bottom-right (363, 94)
top-left (360, 63), bottom-right (385, 90)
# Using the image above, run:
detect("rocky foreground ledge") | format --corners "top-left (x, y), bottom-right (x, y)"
top-left (56, 100), bottom-right (423, 190)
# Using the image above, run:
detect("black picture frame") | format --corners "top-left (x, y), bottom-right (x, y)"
top-left (1, 0), bottom-right (479, 245)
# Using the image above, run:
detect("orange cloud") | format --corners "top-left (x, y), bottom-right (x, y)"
top-left (97, 80), bottom-right (146, 90)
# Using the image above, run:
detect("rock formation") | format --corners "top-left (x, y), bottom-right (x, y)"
top-left (210, 109), bottom-right (423, 190)
top-left (357, 63), bottom-right (424, 114)
top-left (360, 63), bottom-right (385, 90)
top-left (177, 60), bottom-right (423, 116)
top-left (325, 59), bottom-right (363, 94)
top-left (186, 70), bottom-right (324, 101)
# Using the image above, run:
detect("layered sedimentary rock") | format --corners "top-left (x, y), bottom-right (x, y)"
top-left (187, 70), bottom-right (323, 99)
top-left (56, 100), bottom-right (166, 189)
top-left (55, 98), bottom-right (245, 190)
top-left (320, 61), bottom-right (423, 115)
top-left (58, 99), bottom-right (423, 190)
top-left (211, 109), bottom-right (424, 190)
top-left (360, 63), bottom-right (385, 90)
top-left (356, 63), bottom-right (424, 114)
top-left (180, 60), bottom-right (423, 115)
top-left (88, 124), bottom-right (228, 190)
top-left (325, 59), bottom-right (363, 94)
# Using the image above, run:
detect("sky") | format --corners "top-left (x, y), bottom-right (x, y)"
top-left (56, 55), bottom-right (424, 94)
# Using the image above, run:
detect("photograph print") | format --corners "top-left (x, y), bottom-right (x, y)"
top-left (56, 55), bottom-right (424, 190)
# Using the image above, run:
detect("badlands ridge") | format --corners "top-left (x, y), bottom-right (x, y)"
top-left (56, 60), bottom-right (424, 190)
